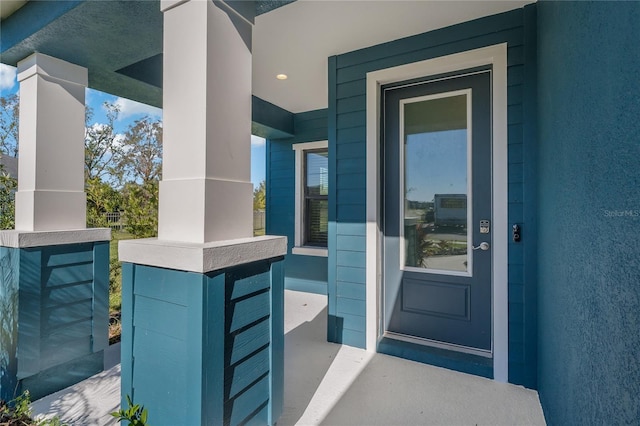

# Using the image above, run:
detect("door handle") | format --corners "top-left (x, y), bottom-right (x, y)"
top-left (472, 242), bottom-right (490, 251)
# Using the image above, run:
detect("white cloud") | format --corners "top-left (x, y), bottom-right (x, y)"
top-left (0, 64), bottom-right (17, 91)
top-left (111, 97), bottom-right (162, 120)
top-left (251, 135), bottom-right (266, 147)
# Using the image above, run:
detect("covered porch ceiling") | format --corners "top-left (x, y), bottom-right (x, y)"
top-left (1, 0), bottom-right (531, 116)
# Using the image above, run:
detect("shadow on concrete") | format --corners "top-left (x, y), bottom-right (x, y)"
top-left (278, 306), bottom-right (341, 426)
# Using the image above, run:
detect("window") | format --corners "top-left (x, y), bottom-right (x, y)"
top-left (292, 141), bottom-right (329, 257)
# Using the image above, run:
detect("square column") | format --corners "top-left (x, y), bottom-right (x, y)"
top-left (158, 0), bottom-right (253, 243)
top-left (15, 53), bottom-right (87, 231)
top-left (1, 53), bottom-right (110, 402)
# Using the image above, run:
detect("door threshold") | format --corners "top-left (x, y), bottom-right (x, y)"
top-left (378, 336), bottom-right (493, 379)
top-left (384, 331), bottom-right (492, 358)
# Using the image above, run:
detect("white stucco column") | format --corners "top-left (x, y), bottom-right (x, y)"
top-left (158, 0), bottom-right (253, 243)
top-left (15, 53), bottom-right (87, 231)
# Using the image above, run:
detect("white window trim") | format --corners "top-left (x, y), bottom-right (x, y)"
top-left (292, 140), bottom-right (329, 257)
top-left (366, 43), bottom-right (508, 382)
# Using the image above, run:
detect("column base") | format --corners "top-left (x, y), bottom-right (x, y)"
top-left (120, 236), bottom-right (286, 425)
top-left (0, 229), bottom-right (110, 401)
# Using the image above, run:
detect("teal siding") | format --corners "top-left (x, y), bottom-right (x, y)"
top-left (266, 109), bottom-right (329, 295)
top-left (0, 241), bottom-right (109, 401)
top-left (537, 2), bottom-right (640, 424)
top-left (327, 7), bottom-right (538, 387)
top-left (121, 258), bottom-right (285, 425)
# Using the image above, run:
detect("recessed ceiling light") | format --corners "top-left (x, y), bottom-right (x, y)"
top-left (276, 74), bottom-right (288, 80)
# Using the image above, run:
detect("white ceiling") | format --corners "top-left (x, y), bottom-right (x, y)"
top-left (253, 0), bottom-right (532, 113)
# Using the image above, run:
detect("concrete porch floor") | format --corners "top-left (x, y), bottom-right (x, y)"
top-left (31, 290), bottom-right (545, 425)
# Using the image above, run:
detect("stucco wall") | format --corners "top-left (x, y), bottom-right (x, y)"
top-left (537, 2), bottom-right (640, 424)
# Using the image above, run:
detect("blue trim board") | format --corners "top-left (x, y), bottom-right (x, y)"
top-left (0, 241), bottom-right (109, 401)
top-left (121, 257), bottom-right (285, 425)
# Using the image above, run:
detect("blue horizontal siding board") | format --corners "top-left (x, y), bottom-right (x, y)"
top-left (509, 263), bottom-right (524, 284)
top-left (41, 319), bottom-right (91, 343)
top-left (337, 173), bottom-right (366, 190)
top-left (229, 291), bottom-right (270, 333)
top-left (335, 9), bottom-right (523, 68)
top-left (508, 182), bottom-right (524, 203)
top-left (230, 319), bottom-right (270, 365)
top-left (509, 163), bottom-right (524, 183)
top-left (336, 80), bottom-right (366, 99)
top-left (226, 347), bottom-right (270, 399)
top-left (340, 329), bottom-right (366, 349)
top-left (507, 65), bottom-right (525, 85)
top-left (231, 271), bottom-right (270, 300)
top-left (337, 189), bottom-right (366, 205)
top-left (336, 250), bottom-right (366, 268)
top-left (336, 266), bottom-right (366, 284)
top-left (44, 246), bottom-right (93, 266)
top-left (45, 262), bottom-right (93, 286)
top-left (337, 204), bottom-right (365, 222)
top-left (509, 202), bottom-right (524, 223)
top-left (507, 45), bottom-right (524, 66)
top-left (336, 281), bottom-right (366, 300)
top-left (44, 282), bottom-right (93, 305)
top-left (508, 104), bottom-right (523, 125)
top-left (228, 375), bottom-right (270, 426)
top-left (507, 84), bottom-right (523, 105)
top-left (39, 337), bottom-right (91, 371)
top-left (269, 260), bottom-right (285, 425)
top-left (508, 143), bottom-right (523, 163)
top-left (337, 126), bottom-right (366, 144)
top-left (92, 241), bottom-right (109, 352)
top-left (508, 124), bottom-right (524, 145)
top-left (336, 235), bottom-right (366, 252)
top-left (336, 111), bottom-right (367, 129)
top-left (133, 295), bottom-right (187, 338)
top-left (337, 142), bottom-right (366, 159)
top-left (337, 297), bottom-right (366, 316)
top-left (337, 157), bottom-right (366, 174)
top-left (133, 265), bottom-right (192, 306)
top-left (508, 242), bottom-right (524, 261)
top-left (509, 323), bottom-right (525, 343)
top-left (509, 283), bottom-right (524, 303)
top-left (338, 312), bottom-right (366, 332)
top-left (336, 95), bottom-right (366, 114)
top-left (336, 222), bottom-right (366, 236)
top-left (337, 28), bottom-right (524, 85)
top-left (508, 302), bottom-right (524, 323)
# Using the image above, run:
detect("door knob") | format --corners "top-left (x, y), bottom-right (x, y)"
top-left (472, 242), bottom-right (490, 251)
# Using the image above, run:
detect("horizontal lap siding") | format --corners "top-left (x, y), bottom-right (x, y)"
top-left (329, 7), bottom-right (537, 388)
top-left (267, 110), bottom-right (329, 294)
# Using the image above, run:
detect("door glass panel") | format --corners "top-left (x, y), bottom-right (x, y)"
top-left (402, 92), bottom-right (470, 274)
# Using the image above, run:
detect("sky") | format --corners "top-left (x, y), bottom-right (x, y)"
top-left (0, 64), bottom-right (266, 189)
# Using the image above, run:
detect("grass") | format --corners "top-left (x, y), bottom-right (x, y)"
top-left (108, 230), bottom-right (131, 344)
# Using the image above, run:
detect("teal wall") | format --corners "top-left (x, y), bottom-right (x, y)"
top-left (536, 2), bottom-right (640, 424)
top-left (327, 7), bottom-right (538, 386)
top-left (0, 242), bottom-right (109, 401)
top-left (121, 258), bottom-right (285, 425)
top-left (266, 109), bottom-right (329, 295)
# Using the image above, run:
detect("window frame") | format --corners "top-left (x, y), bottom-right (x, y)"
top-left (292, 140), bottom-right (329, 257)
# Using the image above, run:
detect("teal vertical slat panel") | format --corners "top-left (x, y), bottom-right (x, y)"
top-left (17, 248), bottom-right (42, 379)
top-left (92, 241), bottom-right (109, 353)
top-left (120, 262), bottom-right (134, 409)
top-left (203, 272), bottom-right (225, 425)
top-left (0, 247), bottom-right (20, 401)
top-left (327, 55), bottom-right (340, 343)
top-left (269, 259), bottom-right (284, 426)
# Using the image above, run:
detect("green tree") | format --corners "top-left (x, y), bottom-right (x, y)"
top-left (121, 180), bottom-right (159, 238)
top-left (253, 180), bottom-right (266, 210)
top-left (0, 167), bottom-right (17, 230)
top-left (116, 116), bottom-right (163, 238)
top-left (0, 94), bottom-right (19, 157)
top-left (85, 102), bottom-right (124, 182)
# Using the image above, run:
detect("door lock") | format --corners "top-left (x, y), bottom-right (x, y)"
top-left (512, 224), bottom-right (521, 242)
top-left (472, 242), bottom-right (490, 251)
